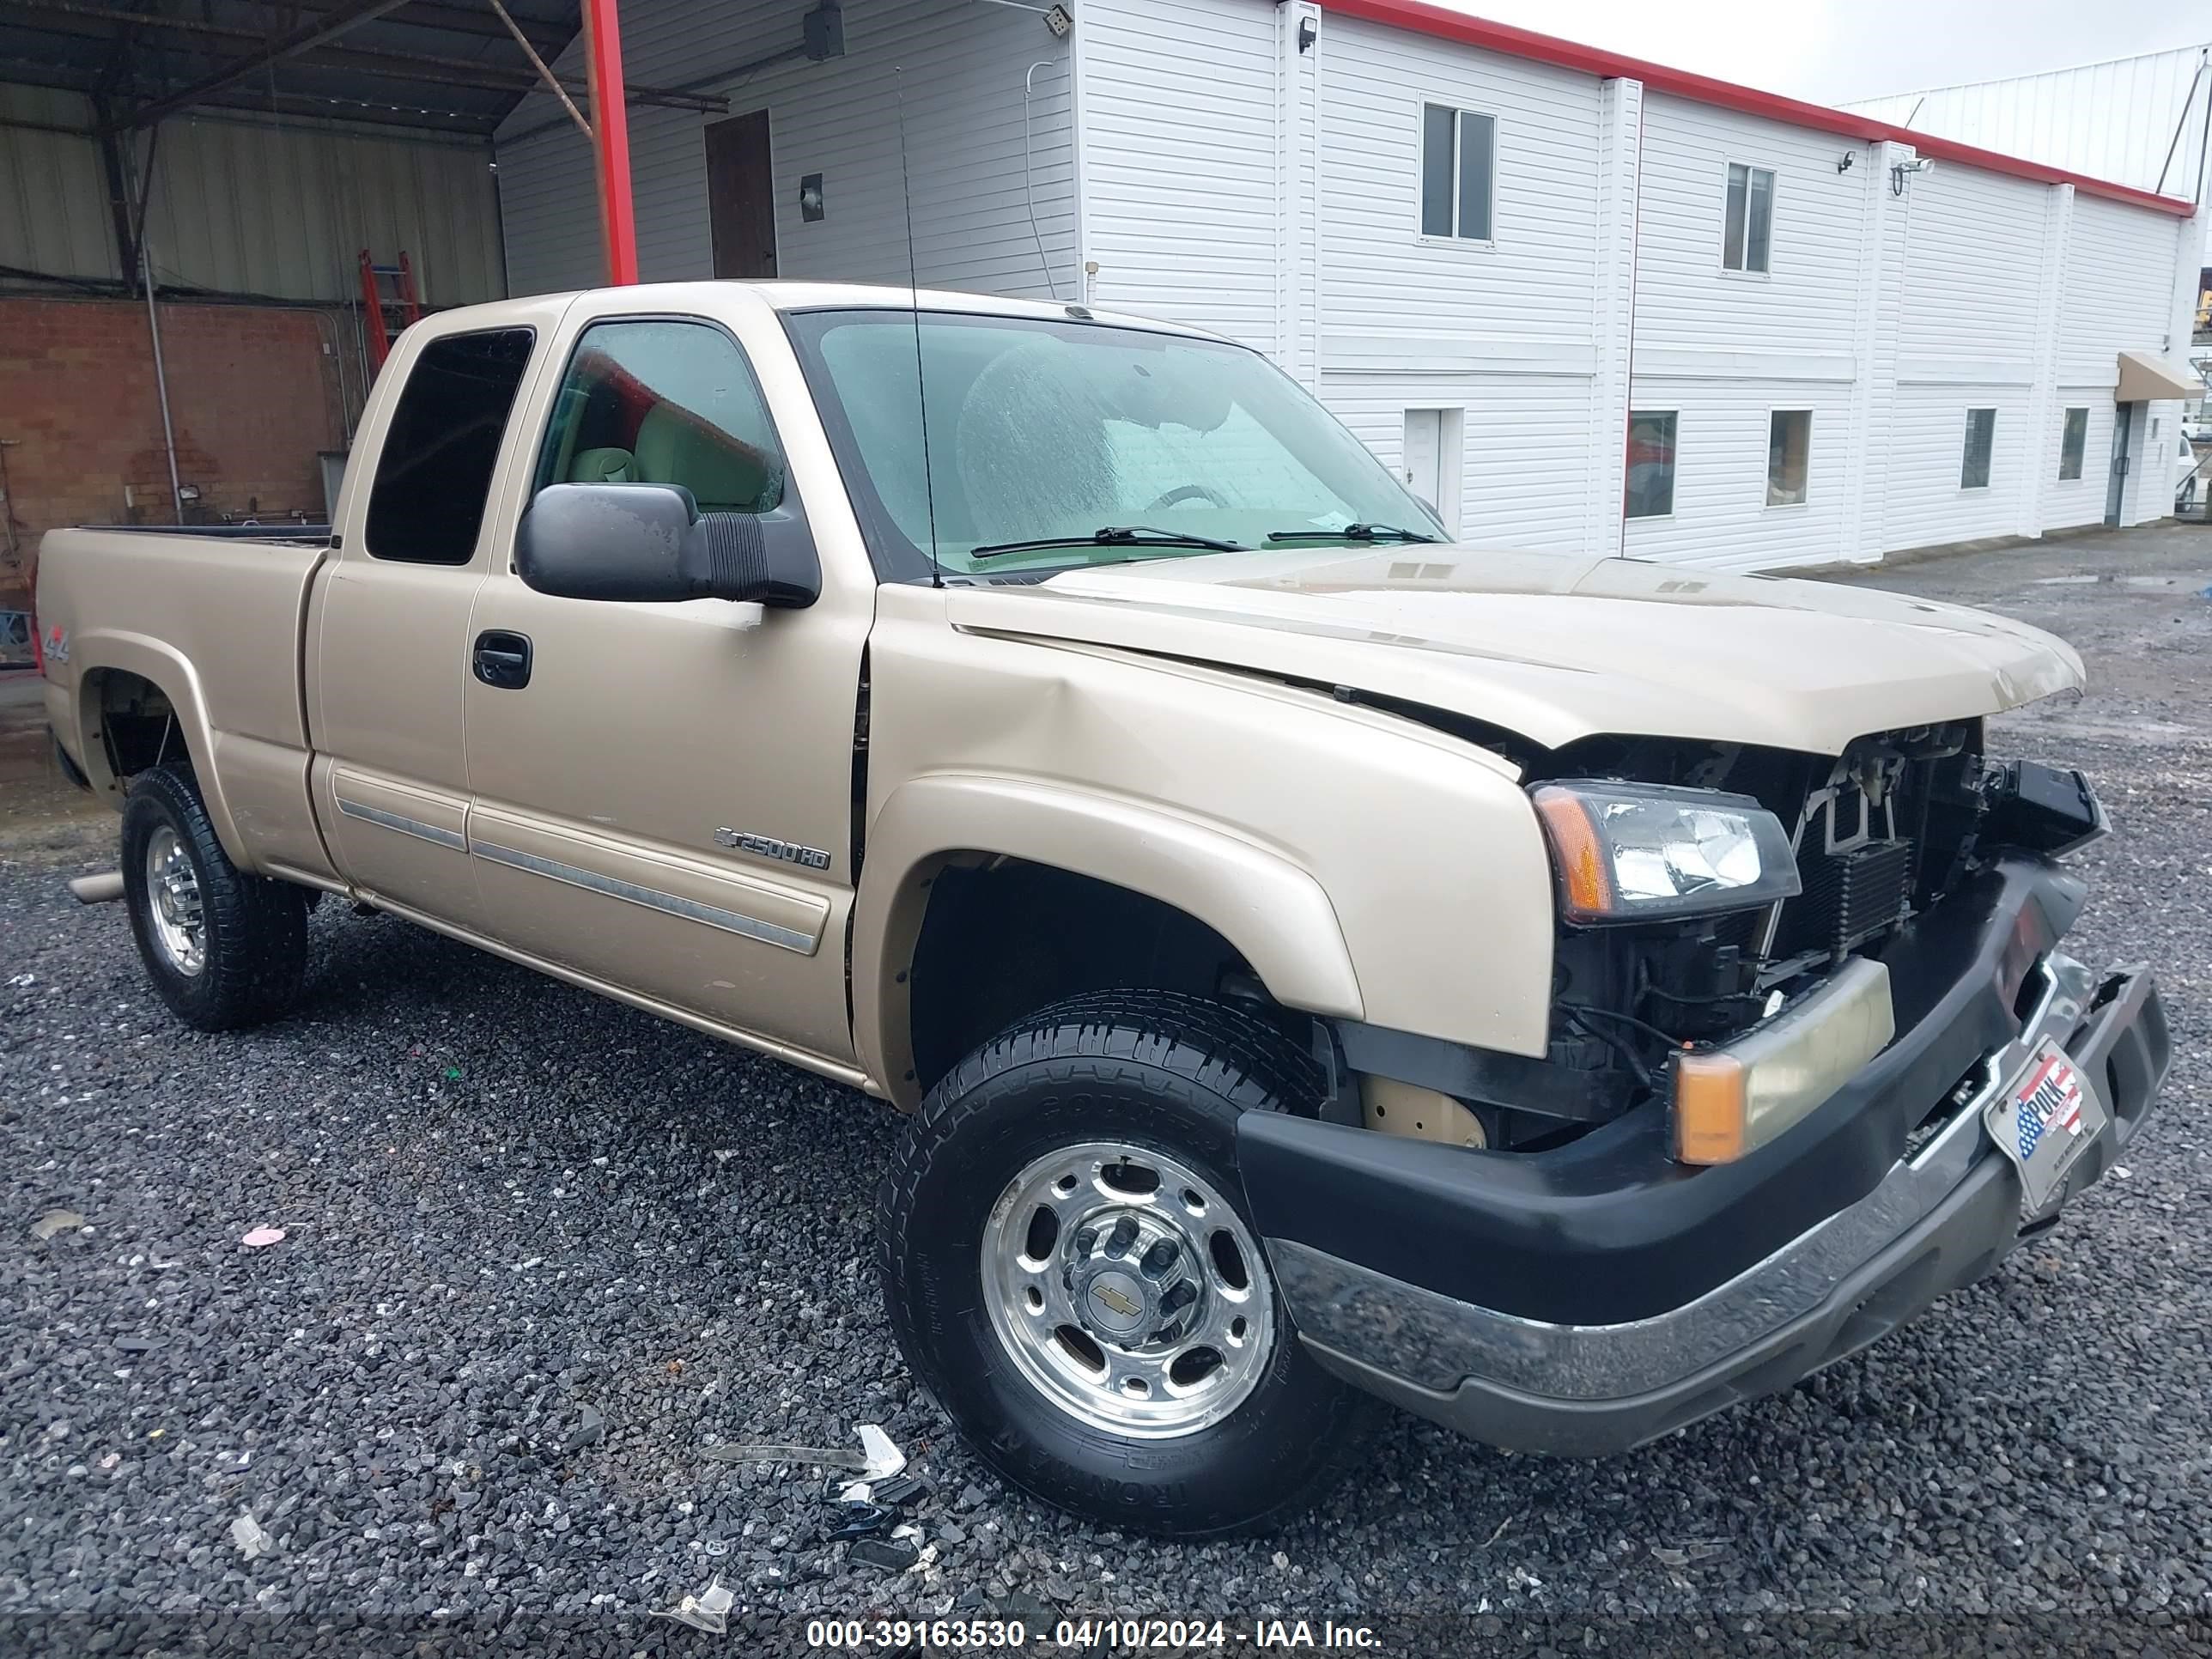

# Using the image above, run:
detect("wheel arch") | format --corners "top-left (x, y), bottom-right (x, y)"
top-left (70, 635), bottom-right (251, 865)
top-left (853, 775), bottom-right (1363, 1108)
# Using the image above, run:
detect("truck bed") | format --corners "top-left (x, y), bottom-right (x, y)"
top-left (34, 524), bottom-right (332, 878)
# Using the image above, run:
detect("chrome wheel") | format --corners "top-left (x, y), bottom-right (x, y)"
top-left (143, 825), bottom-right (206, 976)
top-left (981, 1140), bottom-right (1276, 1438)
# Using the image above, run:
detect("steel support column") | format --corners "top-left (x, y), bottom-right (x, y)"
top-left (581, 0), bottom-right (639, 285)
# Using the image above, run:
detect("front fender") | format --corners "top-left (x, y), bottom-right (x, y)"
top-left (854, 773), bottom-right (1364, 1106)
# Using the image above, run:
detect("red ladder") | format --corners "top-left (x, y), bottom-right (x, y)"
top-left (358, 249), bottom-right (422, 370)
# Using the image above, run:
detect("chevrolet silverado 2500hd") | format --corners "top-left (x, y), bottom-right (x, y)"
top-left (35, 283), bottom-right (2171, 1536)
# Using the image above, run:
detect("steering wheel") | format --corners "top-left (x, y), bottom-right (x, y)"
top-left (1144, 483), bottom-right (1232, 512)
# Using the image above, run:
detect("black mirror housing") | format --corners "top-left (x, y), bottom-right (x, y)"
top-left (515, 483), bottom-right (820, 608)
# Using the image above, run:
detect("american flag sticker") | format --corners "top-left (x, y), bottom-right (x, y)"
top-left (2014, 1055), bottom-right (2085, 1164)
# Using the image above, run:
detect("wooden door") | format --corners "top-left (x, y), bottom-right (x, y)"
top-left (706, 111), bottom-right (777, 279)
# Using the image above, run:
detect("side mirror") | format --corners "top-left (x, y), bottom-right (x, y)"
top-left (514, 483), bottom-right (820, 608)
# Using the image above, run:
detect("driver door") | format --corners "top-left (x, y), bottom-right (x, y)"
top-left (461, 300), bottom-right (870, 1073)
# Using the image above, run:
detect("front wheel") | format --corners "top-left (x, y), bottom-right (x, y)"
top-left (877, 992), bottom-right (1373, 1537)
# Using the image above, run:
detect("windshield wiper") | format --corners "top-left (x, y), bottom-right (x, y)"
top-left (1264, 523), bottom-right (1441, 544)
top-left (968, 526), bottom-right (1248, 562)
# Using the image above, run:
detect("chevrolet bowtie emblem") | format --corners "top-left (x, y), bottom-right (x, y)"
top-left (1094, 1285), bottom-right (1139, 1317)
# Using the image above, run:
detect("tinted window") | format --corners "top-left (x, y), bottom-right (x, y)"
top-left (1961, 408), bottom-right (1996, 490)
top-left (1626, 410), bottom-right (1677, 518)
top-left (1723, 163), bottom-right (1774, 274)
top-left (364, 329), bottom-right (534, 564)
top-left (2058, 407), bottom-right (2087, 480)
top-left (1766, 410), bottom-right (1811, 506)
top-left (534, 319), bottom-right (785, 514)
top-left (1420, 105), bottom-right (1495, 241)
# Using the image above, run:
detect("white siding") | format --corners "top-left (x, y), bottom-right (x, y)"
top-left (2058, 195), bottom-right (2180, 386)
top-left (1626, 96), bottom-right (1880, 569)
top-left (1622, 382), bottom-right (1854, 570)
top-left (1310, 10), bottom-right (1608, 547)
top-left (2044, 389), bottom-right (2119, 532)
top-left (1633, 94), bottom-right (1867, 360)
top-left (1896, 166), bottom-right (2048, 368)
top-left (496, 0), bottom-right (1075, 302)
top-left (1077, 0), bottom-right (1283, 349)
top-left (1329, 374), bottom-right (1598, 552)
top-left (1879, 385), bottom-right (2035, 549)
top-left (1316, 15), bottom-right (1604, 351)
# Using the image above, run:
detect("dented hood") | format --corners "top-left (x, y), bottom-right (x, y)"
top-left (943, 547), bottom-right (2084, 755)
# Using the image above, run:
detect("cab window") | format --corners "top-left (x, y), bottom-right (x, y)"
top-left (365, 327), bottom-right (535, 564)
top-left (534, 319), bottom-right (786, 514)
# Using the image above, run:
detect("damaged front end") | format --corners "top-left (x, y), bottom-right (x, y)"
top-left (1322, 721), bottom-right (2110, 1160)
top-left (1240, 719), bottom-right (2170, 1455)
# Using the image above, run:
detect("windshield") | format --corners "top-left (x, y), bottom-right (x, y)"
top-left (783, 308), bottom-right (1446, 580)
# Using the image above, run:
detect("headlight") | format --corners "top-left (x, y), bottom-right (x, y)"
top-left (1530, 781), bottom-right (1801, 925)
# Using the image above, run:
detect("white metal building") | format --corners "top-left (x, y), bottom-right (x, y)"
top-left (495, 0), bottom-right (2207, 570)
top-left (1845, 43), bottom-right (2212, 262)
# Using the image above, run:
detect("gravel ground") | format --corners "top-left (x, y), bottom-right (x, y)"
top-left (3, 525), bottom-right (2209, 1656)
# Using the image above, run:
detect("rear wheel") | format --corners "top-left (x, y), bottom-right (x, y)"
top-left (120, 764), bottom-right (307, 1030)
top-left (878, 992), bottom-right (1373, 1537)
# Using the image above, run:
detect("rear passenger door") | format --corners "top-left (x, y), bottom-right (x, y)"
top-left (459, 296), bottom-right (871, 1072)
top-left (307, 309), bottom-right (562, 928)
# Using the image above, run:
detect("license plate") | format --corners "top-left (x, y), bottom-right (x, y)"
top-left (1983, 1038), bottom-right (2107, 1215)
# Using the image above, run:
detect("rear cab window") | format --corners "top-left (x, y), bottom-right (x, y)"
top-left (364, 328), bottom-right (537, 564)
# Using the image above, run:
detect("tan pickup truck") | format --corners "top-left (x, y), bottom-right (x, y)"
top-left (35, 283), bottom-right (2171, 1536)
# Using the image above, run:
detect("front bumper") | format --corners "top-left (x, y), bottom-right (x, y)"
top-left (1238, 858), bottom-right (2172, 1455)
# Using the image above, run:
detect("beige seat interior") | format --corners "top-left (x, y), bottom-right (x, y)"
top-left (634, 404), bottom-right (775, 511)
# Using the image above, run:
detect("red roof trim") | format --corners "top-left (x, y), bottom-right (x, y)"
top-left (1322, 0), bottom-right (2201, 218)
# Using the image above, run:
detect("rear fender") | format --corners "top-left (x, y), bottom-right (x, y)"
top-left (70, 632), bottom-right (250, 865)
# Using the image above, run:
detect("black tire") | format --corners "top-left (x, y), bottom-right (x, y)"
top-left (878, 991), bottom-right (1376, 1537)
top-left (119, 764), bottom-right (307, 1031)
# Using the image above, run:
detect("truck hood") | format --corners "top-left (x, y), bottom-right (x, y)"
top-left (941, 546), bottom-right (2084, 755)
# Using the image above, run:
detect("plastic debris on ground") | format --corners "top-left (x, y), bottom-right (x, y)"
top-left (30, 1210), bottom-right (84, 1241)
top-left (827, 1504), bottom-right (894, 1542)
top-left (847, 1538), bottom-right (919, 1572)
top-left (240, 1226), bottom-right (286, 1249)
top-left (837, 1424), bottom-right (907, 1501)
top-left (230, 1514), bottom-right (274, 1560)
top-left (866, 1472), bottom-right (927, 1508)
top-left (700, 1441), bottom-right (868, 1470)
top-left (650, 1574), bottom-right (735, 1633)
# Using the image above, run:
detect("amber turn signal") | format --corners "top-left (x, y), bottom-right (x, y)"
top-left (1671, 1049), bottom-right (1749, 1164)
top-left (1532, 789), bottom-right (1613, 919)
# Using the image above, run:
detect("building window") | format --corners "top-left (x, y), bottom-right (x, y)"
top-left (365, 328), bottom-right (536, 565)
top-left (1723, 162), bottom-right (1775, 274)
top-left (1766, 410), bottom-right (1812, 506)
top-left (1960, 408), bottom-right (1996, 489)
top-left (1420, 104), bottom-right (1496, 241)
top-left (1626, 410), bottom-right (1677, 518)
top-left (2058, 407), bottom-right (2088, 480)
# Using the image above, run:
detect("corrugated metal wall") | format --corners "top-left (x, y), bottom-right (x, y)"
top-left (1846, 45), bottom-right (2212, 201)
top-left (0, 83), bottom-right (505, 305)
top-left (495, 0), bottom-right (1075, 301)
top-left (1845, 44), bottom-right (2212, 264)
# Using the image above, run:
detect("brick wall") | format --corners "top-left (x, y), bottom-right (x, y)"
top-left (0, 297), bottom-right (347, 607)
